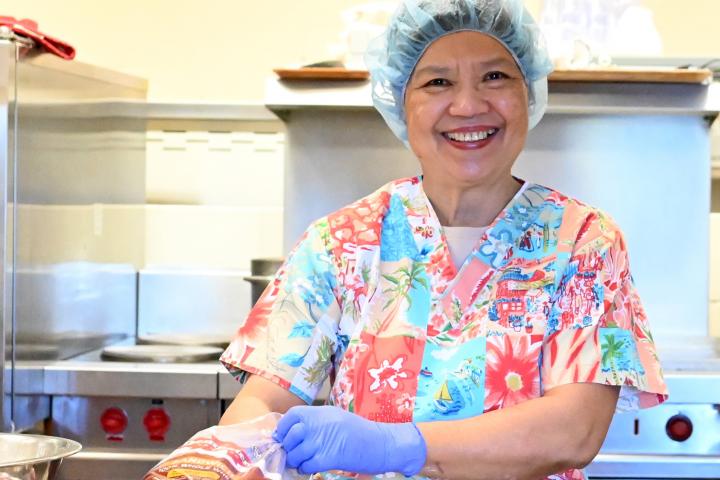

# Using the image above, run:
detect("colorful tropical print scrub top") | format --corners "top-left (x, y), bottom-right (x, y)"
top-left (221, 176), bottom-right (668, 480)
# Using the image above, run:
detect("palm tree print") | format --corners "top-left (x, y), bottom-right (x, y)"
top-left (377, 262), bottom-right (428, 332)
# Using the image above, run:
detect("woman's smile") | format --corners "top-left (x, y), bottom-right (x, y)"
top-left (441, 125), bottom-right (499, 150)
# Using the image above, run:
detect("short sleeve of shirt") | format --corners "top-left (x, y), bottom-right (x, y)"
top-left (220, 221), bottom-right (342, 404)
top-left (541, 214), bottom-right (668, 412)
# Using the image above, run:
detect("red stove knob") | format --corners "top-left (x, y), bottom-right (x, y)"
top-left (666, 414), bottom-right (693, 442)
top-left (143, 408), bottom-right (171, 441)
top-left (100, 407), bottom-right (128, 441)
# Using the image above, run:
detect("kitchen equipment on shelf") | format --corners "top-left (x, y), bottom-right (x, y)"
top-left (243, 257), bottom-right (284, 306)
top-left (538, 0), bottom-right (662, 67)
top-left (0, 433), bottom-right (81, 480)
top-left (339, 2), bottom-right (395, 69)
top-left (100, 345), bottom-right (223, 363)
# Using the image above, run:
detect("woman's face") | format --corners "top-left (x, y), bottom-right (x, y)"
top-left (404, 31), bottom-right (529, 188)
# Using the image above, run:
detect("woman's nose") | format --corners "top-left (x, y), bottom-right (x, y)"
top-left (447, 86), bottom-right (491, 117)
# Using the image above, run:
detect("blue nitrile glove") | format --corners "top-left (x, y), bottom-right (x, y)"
top-left (273, 405), bottom-right (427, 476)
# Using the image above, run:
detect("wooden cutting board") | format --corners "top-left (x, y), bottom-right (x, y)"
top-left (549, 67), bottom-right (713, 84)
top-left (274, 67), bottom-right (712, 84)
top-left (274, 67), bottom-right (369, 81)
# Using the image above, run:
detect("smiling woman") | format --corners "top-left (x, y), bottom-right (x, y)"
top-left (149, 2), bottom-right (669, 480)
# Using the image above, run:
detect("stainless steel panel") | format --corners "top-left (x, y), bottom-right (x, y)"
top-left (43, 362), bottom-right (218, 399)
top-left (663, 372), bottom-right (720, 404)
top-left (15, 115), bottom-right (147, 204)
top-left (8, 395), bottom-right (49, 432)
top-left (15, 266), bottom-right (137, 360)
top-left (218, 370), bottom-right (243, 400)
top-left (587, 453), bottom-right (720, 479)
top-left (10, 364), bottom-right (43, 395)
top-left (0, 39), bottom-right (16, 433)
top-left (5, 363), bottom-right (48, 431)
top-left (137, 268), bottom-right (251, 338)
top-left (659, 339), bottom-right (720, 373)
top-left (601, 403), bottom-right (720, 456)
top-left (50, 396), bottom-right (219, 451)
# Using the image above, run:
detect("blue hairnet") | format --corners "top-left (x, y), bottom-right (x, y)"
top-left (365, 0), bottom-right (554, 147)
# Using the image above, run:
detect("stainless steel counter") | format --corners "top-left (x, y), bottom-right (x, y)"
top-left (42, 350), bottom-right (220, 399)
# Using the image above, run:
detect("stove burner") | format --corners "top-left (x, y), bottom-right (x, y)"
top-left (100, 345), bottom-right (223, 363)
top-left (137, 333), bottom-right (229, 349)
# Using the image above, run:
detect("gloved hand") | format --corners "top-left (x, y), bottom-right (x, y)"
top-left (273, 405), bottom-right (426, 476)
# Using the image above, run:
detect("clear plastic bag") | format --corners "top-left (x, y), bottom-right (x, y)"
top-left (144, 413), bottom-right (303, 480)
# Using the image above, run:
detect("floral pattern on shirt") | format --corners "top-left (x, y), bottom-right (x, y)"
top-left (221, 176), bottom-right (668, 480)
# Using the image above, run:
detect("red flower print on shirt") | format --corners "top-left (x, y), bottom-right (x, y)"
top-left (327, 191), bottom-right (390, 258)
top-left (368, 355), bottom-right (409, 392)
top-left (427, 313), bottom-right (446, 338)
top-left (425, 248), bottom-right (454, 283)
top-left (485, 335), bottom-right (542, 410)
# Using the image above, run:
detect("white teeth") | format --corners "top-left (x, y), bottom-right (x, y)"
top-left (446, 129), bottom-right (497, 142)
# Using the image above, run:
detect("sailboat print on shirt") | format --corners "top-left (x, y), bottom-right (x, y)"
top-left (432, 358), bottom-right (484, 414)
top-left (414, 336), bottom-right (487, 422)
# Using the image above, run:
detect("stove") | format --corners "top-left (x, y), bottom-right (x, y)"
top-left (587, 337), bottom-right (720, 479)
top-left (39, 344), bottom-right (243, 480)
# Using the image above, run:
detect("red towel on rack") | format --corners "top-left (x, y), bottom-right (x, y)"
top-left (0, 16), bottom-right (75, 60)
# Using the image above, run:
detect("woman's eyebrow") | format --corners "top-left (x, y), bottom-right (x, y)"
top-left (412, 65), bottom-right (452, 78)
top-left (413, 57), bottom-right (517, 78)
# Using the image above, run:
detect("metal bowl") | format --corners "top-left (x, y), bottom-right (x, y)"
top-left (0, 433), bottom-right (81, 480)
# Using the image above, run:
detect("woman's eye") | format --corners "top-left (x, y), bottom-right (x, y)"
top-left (485, 71), bottom-right (509, 81)
top-left (424, 78), bottom-right (450, 87)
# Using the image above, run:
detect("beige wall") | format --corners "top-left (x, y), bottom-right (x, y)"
top-left (6, 0), bottom-right (366, 101)
top-left (644, 0), bottom-right (720, 58)
top-left (4, 1), bottom-right (718, 103)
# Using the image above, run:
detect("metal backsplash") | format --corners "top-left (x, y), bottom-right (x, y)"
top-left (137, 268), bottom-right (251, 339)
top-left (14, 265), bottom-right (137, 360)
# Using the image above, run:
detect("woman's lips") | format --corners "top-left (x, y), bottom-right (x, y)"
top-left (441, 126), bottom-right (499, 150)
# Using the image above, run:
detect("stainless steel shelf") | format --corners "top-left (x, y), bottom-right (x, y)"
top-left (20, 100), bottom-right (279, 121)
top-left (41, 358), bottom-right (221, 399)
top-left (265, 77), bottom-right (720, 118)
top-left (13, 48), bottom-right (147, 102)
top-left (20, 51), bottom-right (147, 92)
